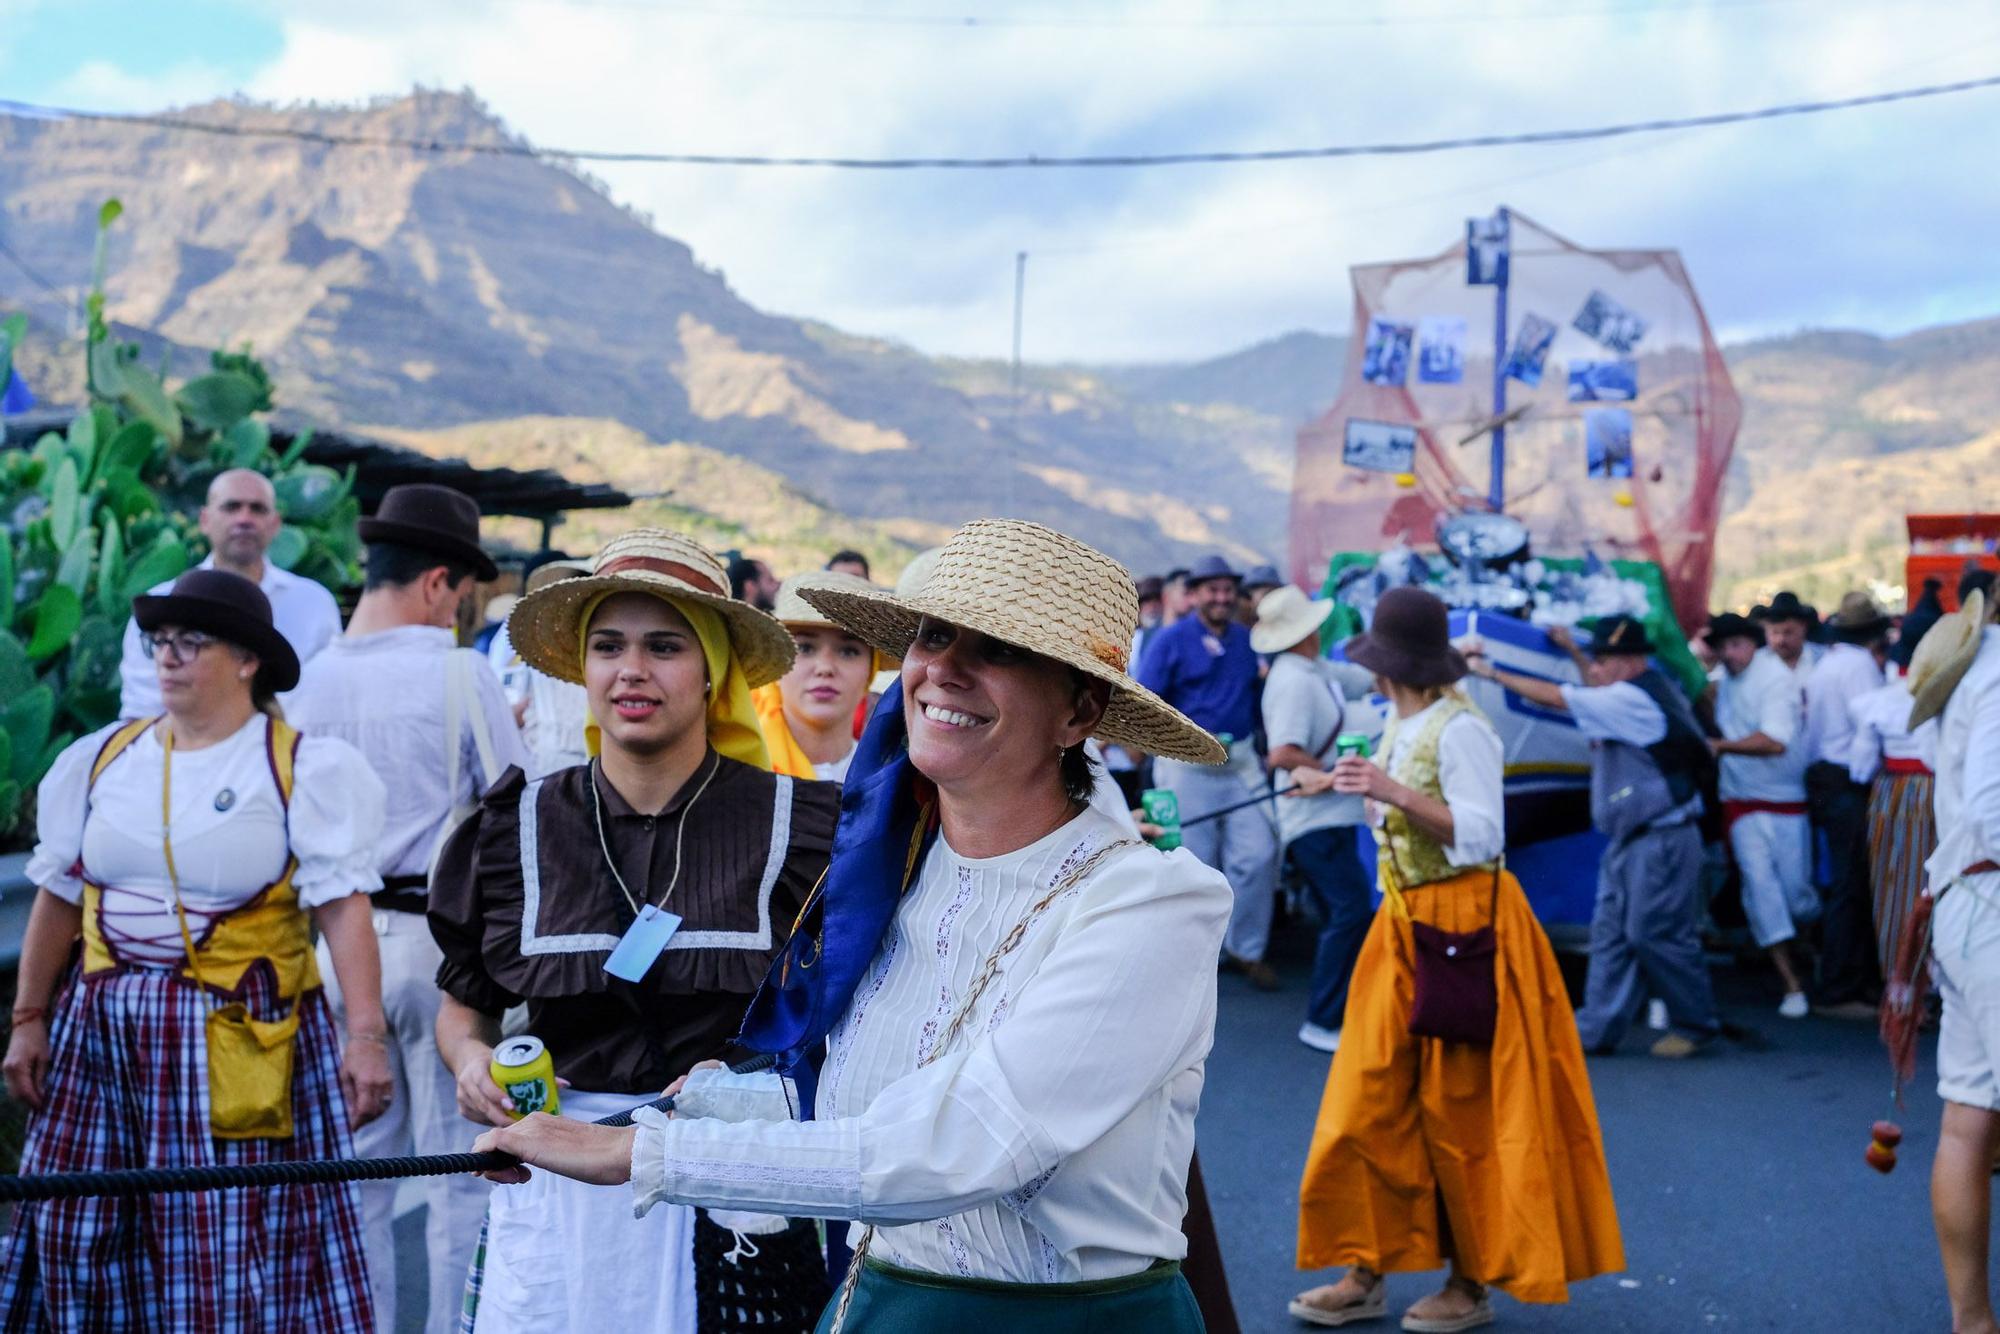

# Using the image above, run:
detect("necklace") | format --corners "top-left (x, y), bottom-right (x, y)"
top-left (590, 751), bottom-right (720, 918)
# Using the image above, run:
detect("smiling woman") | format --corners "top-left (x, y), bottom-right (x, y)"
top-left (755, 571), bottom-right (887, 782)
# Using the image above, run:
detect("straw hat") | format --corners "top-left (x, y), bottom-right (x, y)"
top-left (1250, 585), bottom-right (1333, 655)
top-left (1908, 588), bottom-right (1987, 728)
top-left (771, 570), bottom-right (879, 630)
top-left (793, 519), bottom-right (1225, 764)
top-left (1829, 590), bottom-right (1892, 642)
top-left (507, 529), bottom-right (796, 688)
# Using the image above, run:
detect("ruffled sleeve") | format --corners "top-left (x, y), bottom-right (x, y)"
top-left (287, 734), bottom-right (389, 908)
top-left (23, 724), bottom-right (127, 904)
top-left (428, 765), bottom-right (530, 1018)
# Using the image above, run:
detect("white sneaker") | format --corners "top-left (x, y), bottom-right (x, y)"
top-left (1647, 999), bottom-right (1670, 1031)
top-left (1298, 1023), bottom-right (1342, 1053)
top-left (1779, 991), bottom-right (1809, 1019)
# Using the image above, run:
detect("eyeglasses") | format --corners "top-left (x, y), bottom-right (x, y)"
top-left (140, 630), bottom-right (219, 664)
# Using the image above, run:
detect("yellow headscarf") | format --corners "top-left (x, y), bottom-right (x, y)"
top-left (577, 590), bottom-right (773, 771)
top-left (752, 682), bottom-right (818, 779)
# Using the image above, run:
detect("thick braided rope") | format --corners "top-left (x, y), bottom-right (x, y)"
top-left (0, 1093), bottom-right (673, 1205)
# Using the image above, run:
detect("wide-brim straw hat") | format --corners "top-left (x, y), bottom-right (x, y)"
top-left (772, 570), bottom-right (879, 631)
top-left (508, 529), bottom-right (796, 688)
top-left (1250, 585), bottom-right (1334, 655)
top-left (793, 519), bottom-right (1225, 765)
top-left (1908, 588), bottom-right (1986, 729)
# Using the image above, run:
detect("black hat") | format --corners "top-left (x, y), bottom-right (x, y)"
top-left (1343, 586), bottom-right (1467, 687)
top-left (1242, 563), bottom-right (1283, 592)
top-left (1707, 612), bottom-right (1765, 646)
top-left (1585, 614), bottom-right (1654, 657)
top-left (1760, 591), bottom-right (1813, 625)
top-left (1134, 575), bottom-right (1165, 603)
top-left (356, 484), bottom-right (498, 582)
top-left (1185, 554), bottom-right (1240, 589)
top-left (133, 568), bottom-right (301, 693)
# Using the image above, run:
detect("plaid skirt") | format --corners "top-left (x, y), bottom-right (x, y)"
top-left (0, 964), bottom-right (373, 1333)
top-left (1868, 771), bottom-right (1937, 975)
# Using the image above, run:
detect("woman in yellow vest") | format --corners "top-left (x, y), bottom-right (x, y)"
top-left (1289, 588), bottom-right (1622, 1332)
top-left (0, 568), bottom-right (393, 1331)
top-left (754, 571), bottom-right (886, 782)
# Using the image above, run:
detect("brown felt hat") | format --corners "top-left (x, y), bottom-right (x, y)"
top-left (133, 568), bottom-right (301, 694)
top-left (1343, 586), bottom-right (1468, 687)
top-left (356, 483), bottom-right (498, 582)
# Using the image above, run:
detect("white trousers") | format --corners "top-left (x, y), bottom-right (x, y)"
top-left (1934, 878), bottom-right (2000, 1111)
top-left (1156, 743), bottom-right (1279, 963)
top-left (320, 909), bottom-right (494, 1334)
top-left (1727, 811), bottom-right (1817, 948)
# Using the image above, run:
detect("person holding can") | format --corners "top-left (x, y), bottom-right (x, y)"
top-left (427, 529), bottom-right (841, 1332)
top-left (1291, 587), bottom-right (1622, 1332)
top-left (0, 568), bottom-right (391, 1330)
top-left (463, 519), bottom-right (1235, 1332)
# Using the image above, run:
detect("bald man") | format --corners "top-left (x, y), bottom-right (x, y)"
top-left (118, 468), bottom-right (343, 717)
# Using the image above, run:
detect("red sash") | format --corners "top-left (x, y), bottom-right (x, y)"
top-left (1721, 798), bottom-right (1807, 832)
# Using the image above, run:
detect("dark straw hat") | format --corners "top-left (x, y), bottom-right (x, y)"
top-left (1585, 614), bottom-right (1654, 657)
top-left (133, 568), bottom-right (301, 693)
top-left (356, 483), bottom-right (498, 582)
top-left (1343, 586), bottom-right (1467, 687)
top-left (1707, 611), bottom-right (1765, 646)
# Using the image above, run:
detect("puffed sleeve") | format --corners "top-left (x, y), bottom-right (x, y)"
top-left (23, 724), bottom-right (127, 904)
top-left (428, 767), bottom-right (529, 1018)
top-left (287, 735), bottom-right (388, 907)
top-left (631, 843), bottom-right (1230, 1222)
top-left (1438, 712), bottom-right (1506, 867)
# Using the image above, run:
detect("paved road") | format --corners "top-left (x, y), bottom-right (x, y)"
top-left (396, 922), bottom-right (1978, 1333)
top-left (1200, 923), bottom-right (1965, 1333)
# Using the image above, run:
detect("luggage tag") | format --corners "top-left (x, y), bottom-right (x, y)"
top-left (604, 904), bottom-right (683, 982)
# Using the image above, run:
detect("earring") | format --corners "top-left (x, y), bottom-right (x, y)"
top-left (238, 669), bottom-right (252, 681)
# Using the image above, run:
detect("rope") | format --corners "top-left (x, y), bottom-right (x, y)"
top-left (1180, 788), bottom-right (1279, 827)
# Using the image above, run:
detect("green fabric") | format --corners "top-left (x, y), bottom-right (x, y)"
top-left (812, 1258), bottom-right (1202, 1332)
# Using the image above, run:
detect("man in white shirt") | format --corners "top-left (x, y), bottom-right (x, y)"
top-left (1710, 613), bottom-right (1817, 1018)
top-left (1468, 616), bottom-right (1721, 1057)
top-left (284, 484), bottom-right (527, 1334)
top-left (117, 469), bottom-right (340, 717)
top-left (1915, 590), bottom-right (2000, 1334)
top-left (1254, 587), bottom-right (1379, 1053)
top-left (1756, 591), bottom-right (1819, 685)
top-left (1805, 593), bottom-right (1892, 1013)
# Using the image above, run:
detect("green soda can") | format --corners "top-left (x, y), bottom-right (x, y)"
top-left (1140, 787), bottom-right (1183, 851)
top-left (490, 1035), bottom-right (561, 1120)
top-left (1335, 733), bottom-right (1373, 759)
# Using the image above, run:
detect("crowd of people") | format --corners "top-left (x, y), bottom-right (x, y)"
top-left (1, 465), bottom-right (1998, 1332)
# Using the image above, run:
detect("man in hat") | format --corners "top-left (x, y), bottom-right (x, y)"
top-left (1162, 567), bottom-right (1193, 628)
top-left (1139, 553), bottom-right (1281, 988)
top-left (284, 483), bottom-right (528, 1334)
top-left (1756, 591), bottom-right (1820, 685)
top-left (117, 468), bottom-right (342, 718)
top-left (1803, 592), bottom-right (1893, 1014)
top-left (1710, 612), bottom-right (1816, 1017)
top-left (1255, 585), bottom-right (1378, 1050)
top-left (1238, 563), bottom-right (1284, 628)
top-left (1467, 616), bottom-right (1722, 1056)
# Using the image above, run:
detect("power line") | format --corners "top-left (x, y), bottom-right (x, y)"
top-left (2, 70), bottom-right (1994, 170)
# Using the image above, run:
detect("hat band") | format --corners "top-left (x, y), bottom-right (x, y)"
top-left (596, 554), bottom-right (725, 597)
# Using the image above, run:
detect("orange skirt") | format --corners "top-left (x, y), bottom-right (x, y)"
top-left (1296, 867), bottom-right (1624, 1304)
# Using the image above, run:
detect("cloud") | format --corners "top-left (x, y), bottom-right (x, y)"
top-left (48, 59), bottom-right (246, 111)
top-left (34, 0), bottom-right (2000, 359)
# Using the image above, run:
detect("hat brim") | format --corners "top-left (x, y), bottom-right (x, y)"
top-left (1831, 616), bottom-right (1892, 643)
top-left (356, 518), bottom-right (499, 582)
top-left (507, 570), bottom-right (796, 689)
top-left (132, 594), bottom-right (301, 694)
top-left (1908, 592), bottom-right (1986, 728)
top-left (1249, 599), bottom-right (1334, 656)
top-left (1342, 631), bottom-right (1469, 687)
top-left (794, 579), bottom-right (1226, 765)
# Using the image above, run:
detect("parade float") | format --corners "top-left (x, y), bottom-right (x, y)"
top-left (1293, 209), bottom-right (1740, 938)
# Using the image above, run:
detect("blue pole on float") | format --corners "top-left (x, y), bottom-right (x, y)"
top-left (1488, 205), bottom-right (1510, 512)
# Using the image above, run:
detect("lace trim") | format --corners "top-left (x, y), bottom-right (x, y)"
top-left (670, 1153), bottom-right (856, 1197)
top-left (826, 919), bottom-right (901, 1114)
top-left (999, 1166), bottom-right (1056, 1218)
top-left (916, 863), bottom-right (978, 1065)
top-left (934, 1215), bottom-right (975, 1278)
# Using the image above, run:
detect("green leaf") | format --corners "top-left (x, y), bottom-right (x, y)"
top-left (49, 456), bottom-right (81, 551)
top-left (26, 733), bottom-right (70, 789)
top-left (98, 199), bottom-right (123, 229)
top-left (0, 312), bottom-right (24, 390)
top-left (176, 371), bottom-right (265, 435)
top-left (96, 519), bottom-right (124, 612)
top-left (0, 780), bottom-right (21, 840)
top-left (113, 359), bottom-right (183, 450)
top-left (273, 465), bottom-right (345, 523)
top-left (103, 469), bottom-right (157, 525)
top-left (95, 420), bottom-right (156, 483)
top-left (276, 426), bottom-right (313, 469)
top-left (267, 524), bottom-right (309, 571)
top-left (221, 417), bottom-right (270, 469)
top-left (67, 615), bottom-right (123, 697)
top-left (3, 685), bottom-right (53, 785)
top-left (25, 584), bottom-right (82, 661)
top-left (0, 731), bottom-right (12, 789)
top-left (0, 539), bottom-right (13, 630)
top-left (55, 524), bottom-right (93, 598)
top-left (0, 631), bottom-right (30, 698)
top-left (119, 531), bottom-right (187, 600)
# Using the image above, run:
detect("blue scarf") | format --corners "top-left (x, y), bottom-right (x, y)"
top-left (736, 679), bottom-right (937, 1106)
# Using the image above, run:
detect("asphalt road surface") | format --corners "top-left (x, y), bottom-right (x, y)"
top-left (397, 925), bottom-right (1978, 1333)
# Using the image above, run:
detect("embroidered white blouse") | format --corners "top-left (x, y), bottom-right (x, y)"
top-left (628, 804), bottom-right (1231, 1282)
top-left (25, 716), bottom-right (387, 964)
top-left (1374, 699), bottom-right (1506, 866)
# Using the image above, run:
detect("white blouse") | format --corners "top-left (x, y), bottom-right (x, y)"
top-left (26, 716), bottom-right (387, 965)
top-left (630, 805), bottom-right (1231, 1282)
top-left (1376, 699), bottom-right (1506, 866)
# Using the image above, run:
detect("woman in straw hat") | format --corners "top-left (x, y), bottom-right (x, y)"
top-left (1291, 587), bottom-right (1621, 1332)
top-left (427, 529), bottom-right (840, 1333)
top-left (468, 519), bottom-right (1232, 1332)
top-left (755, 571), bottom-right (888, 782)
top-left (0, 569), bottom-right (391, 1330)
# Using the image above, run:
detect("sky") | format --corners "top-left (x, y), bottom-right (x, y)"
top-left (1, 0), bottom-right (1997, 364)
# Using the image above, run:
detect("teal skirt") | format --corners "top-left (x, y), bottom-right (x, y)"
top-left (813, 1256), bottom-right (1203, 1332)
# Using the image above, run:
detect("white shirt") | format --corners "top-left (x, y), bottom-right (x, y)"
top-left (1802, 642), bottom-right (1885, 768)
top-left (1715, 654), bottom-right (1808, 803)
top-left (630, 806), bottom-right (1230, 1283)
top-left (1927, 626), bottom-right (2000, 898)
top-left (1377, 700), bottom-right (1506, 866)
top-left (25, 716), bottom-right (385, 964)
top-left (1262, 653), bottom-right (1370, 844)
top-left (118, 556), bottom-right (342, 718)
top-left (283, 626), bottom-right (528, 879)
top-left (1846, 679), bottom-right (1937, 784)
top-left (1559, 680), bottom-right (1667, 747)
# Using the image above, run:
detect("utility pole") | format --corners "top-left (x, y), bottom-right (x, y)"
top-left (1488, 205), bottom-right (1510, 513)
